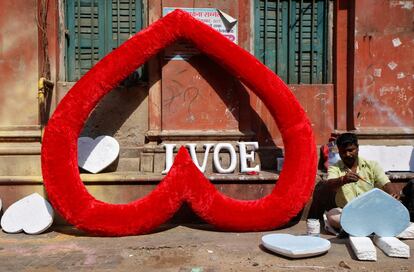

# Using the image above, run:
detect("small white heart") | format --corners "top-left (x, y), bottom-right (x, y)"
top-left (262, 234), bottom-right (331, 258)
top-left (1, 193), bottom-right (54, 234)
top-left (78, 136), bottom-right (120, 174)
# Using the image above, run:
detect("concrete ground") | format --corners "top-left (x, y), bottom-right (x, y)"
top-left (0, 221), bottom-right (413, 272)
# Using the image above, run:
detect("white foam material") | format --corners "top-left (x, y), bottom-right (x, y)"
top-left (359, 145), bottom-right (413, 171)
top-left (217, 9), bottom-right (237, 24)
top-left (261, 234), bottom-right (331, 258)
top-left (373, 236), bottom-right (410, 258)
top-left (0, 193), bottom-right (54, 234)
top-left (397, 223), bottom-right (414, 239)
top-left (341, 189), bottom-right (410, 237)
top-left (78, 136), bottom-right (120, 174)
top-left (349, 236), bottom-right (377, 261)
top-left (0, 198), bottom-right (2, 222)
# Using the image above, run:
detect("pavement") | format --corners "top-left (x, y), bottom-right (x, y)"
top-left (0, 221), bottom-right (413, 272)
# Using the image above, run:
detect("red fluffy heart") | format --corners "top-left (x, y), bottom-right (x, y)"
top-left (41, 10), bottom-right (317, 236)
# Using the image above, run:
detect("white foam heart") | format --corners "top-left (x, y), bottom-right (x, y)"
top-left (262, 234), bottom-right (331, 258)
top-left (341, 188), bottom-right (410, 237)
top-left (397, 223), bottom-right (414, 239)
top-left (1, 193), bottom-right (54, 234)
top-left (78, 136), bottom-right (120, 174)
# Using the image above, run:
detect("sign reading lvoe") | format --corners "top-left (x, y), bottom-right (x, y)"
top-left (163, 142), bottom-right (260, 174)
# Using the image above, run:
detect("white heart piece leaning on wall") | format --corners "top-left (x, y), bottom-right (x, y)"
top-left (1, 193), bottom-right (54, 234)
top-left (78, 136), bottom-right (120, 174)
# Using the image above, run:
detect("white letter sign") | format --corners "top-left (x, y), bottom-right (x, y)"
top-left (213, 143), bottom-right (237, 174)
top-left (162, 142), bottom-right (261, 175)
top-left (186, 143), bottom-right (215, 172)
top-left (162, 144), bottom-right (177, 174)
top-left (238, 142), bottom-right (260, 172)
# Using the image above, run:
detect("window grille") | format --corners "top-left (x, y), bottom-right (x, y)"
top-left (254, 0), bottom-right (330, 84)
top-left (66, 0), bottom-right (143, 81)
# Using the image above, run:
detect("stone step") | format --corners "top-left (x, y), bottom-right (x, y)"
top-left (116, 157), bottom-right (140, 172)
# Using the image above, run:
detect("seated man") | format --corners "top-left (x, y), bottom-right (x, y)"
top-left (308, 132), bottom-right (405, 229)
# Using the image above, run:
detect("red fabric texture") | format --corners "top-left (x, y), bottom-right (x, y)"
top-left (41, 10), bottom-right (317, 236)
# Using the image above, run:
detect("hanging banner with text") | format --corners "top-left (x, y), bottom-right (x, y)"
top-left (163, 7), bottom-right (238, 60)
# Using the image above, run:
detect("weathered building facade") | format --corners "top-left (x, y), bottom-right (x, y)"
top-left (0, 0), bottom-right (412, 221)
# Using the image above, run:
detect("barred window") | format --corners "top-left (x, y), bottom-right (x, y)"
top-left (254, 0), bottom-right (331, 84)
top-left (66, 0), bottom-right (143, 81)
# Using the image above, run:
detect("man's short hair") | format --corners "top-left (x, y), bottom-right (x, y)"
top-left (336, 133), bottom-right (358, 148)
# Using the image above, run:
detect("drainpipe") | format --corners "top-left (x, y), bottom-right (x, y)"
top-left (38, 77), bottom-right (54, 140)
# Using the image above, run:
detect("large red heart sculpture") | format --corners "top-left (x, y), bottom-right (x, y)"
top-left (41, 10), bottom-right (317, 236)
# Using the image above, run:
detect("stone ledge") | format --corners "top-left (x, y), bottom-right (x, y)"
top-left (0, 171), bottom-right (279, 184)
top-left (385, 171), bottom-right (414, 180)
top-left (318, 171), bottom-right (414, 181)
top-left (0, 143), bottom-right (41, 155)
top-left (145, 129), bottom-right (256, 141)
top-left (0, 126), bottom-right (41, 142)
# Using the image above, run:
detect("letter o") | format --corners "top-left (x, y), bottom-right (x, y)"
top-left (213, 143), bottom-right (237, 173)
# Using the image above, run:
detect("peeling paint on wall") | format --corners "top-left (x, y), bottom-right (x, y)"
top-left (373, 68), bottom-right (382, 77)
top-left (0, 1), bottom-right (38, 126)
top-left (388, 61), bottom-right (398, 70)
top-left (390, 0), bottom-right (414, 10)
top-left (397, 72), bottom-right (406, 79)
top-left (162, 55), bottom-right (240, 130)
top-left (392, 37), bottom-right (402, 47)
top-left (354, 1), bottom-right (413, 130)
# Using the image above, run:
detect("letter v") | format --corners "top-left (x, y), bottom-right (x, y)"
top-left (186, 143), bottom-right (215, 173)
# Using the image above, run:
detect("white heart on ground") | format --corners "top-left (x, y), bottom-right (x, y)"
top-left (78, 136), bottom-right (120, 174)
top-left (1, 193), bottom-right (54, 234)
top-left (262, 233), bottom-right (331, 258)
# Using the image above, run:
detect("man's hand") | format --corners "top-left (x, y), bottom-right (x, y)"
top-left (341, 171), bottom-right (360, 184)
top-left (383, 182), bottom-right (401, 200)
